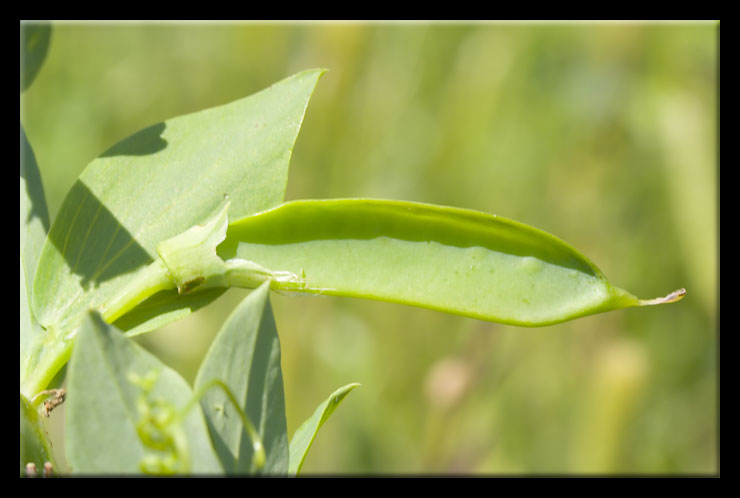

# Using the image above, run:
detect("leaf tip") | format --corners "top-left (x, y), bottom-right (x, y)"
top-left (291, 67), bottom-right (329, 82)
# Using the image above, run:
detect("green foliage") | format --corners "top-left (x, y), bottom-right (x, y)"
top-left (19, 63), bottom-right (358, 475)
top-left (289, 383), bottom-right (360, 475)
top-left (31, 68), bottom-right (323, 339)
top-left (66, 313), bottom-right (221, 474)
top-left (21, 22), bottom-right (717, 475)
top-left (194, 282), bottom-right (288, 475)
top-left (22, 69), bottom-right (323, 398)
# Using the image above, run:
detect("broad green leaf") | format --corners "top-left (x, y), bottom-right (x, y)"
top-left (32, 69), bottom-right (323, 335)
top-left (25, 69), bottom-right (323, 396)
top-left (20, 22), bottom-right (51, 92)
top-left (20, 124), bottom-right (50, 383)
top-left (194, 282), bottom-right (289, 475)
top-left (220, 199), bottom-right (685, 327)
top-left (66, 312), bottom-right (221, 474)
top-left (20, 393), bottom-right (57, 476)
top-left (289, 383), bottom-right (360, 476)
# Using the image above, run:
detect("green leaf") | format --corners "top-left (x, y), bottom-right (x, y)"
top-left (20, 22), bottom-right (51, 92)
top-left (220, 199), bottom-right (685, 327)
top-left (20, 124), bottom-right (50, 383)
top-left (194, 282), bottom-right (289, 475)
top-left (25, 69), bottom-right (323, 397)
top-left (289, 383), bottom-right (360, 476)
top-left (20, 393), bottom-right (57, 476)
top-left (66, 312), bottom-right (222, 474)
top-left (32, 69), bottom-right (324, 335)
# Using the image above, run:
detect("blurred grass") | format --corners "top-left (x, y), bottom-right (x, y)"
top-left (21, 21), bottom-right (718, 475)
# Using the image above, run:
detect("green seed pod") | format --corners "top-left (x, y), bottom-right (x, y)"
top-left (219, 199), bottom-right (684, 327)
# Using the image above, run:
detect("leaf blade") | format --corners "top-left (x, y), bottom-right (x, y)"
top-left (194, 282), bottom-right (289, 475)
top-left (32, 69), bottom-right (324, 335)
top-left (66, 312), bottom-right (221, 474)
top-left (288, 383), bottom-right (360, 476)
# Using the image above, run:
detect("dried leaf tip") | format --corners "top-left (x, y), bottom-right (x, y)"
top-left (639, 288), bottom-right (687, 306)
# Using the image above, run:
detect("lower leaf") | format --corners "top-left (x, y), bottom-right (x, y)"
top-left (194, 282), bottom-right (289, 475)
top-left (66, 312), bottom-right (221, 474)
top-left (289, 383), bottom-right (360, 476)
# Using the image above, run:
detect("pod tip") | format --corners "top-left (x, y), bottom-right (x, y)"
top-left (639, 288), bottom-right (686, 306)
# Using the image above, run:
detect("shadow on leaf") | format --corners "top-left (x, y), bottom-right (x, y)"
top-left (100, 122), bottom-right (168, 158)
top-left (20, 124), bottom-right (50, 235)
top-left (45, 180), bottom-right (153, 289)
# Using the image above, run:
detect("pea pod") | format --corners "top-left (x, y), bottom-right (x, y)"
top-left (218, 199), bottom-right (684, 327)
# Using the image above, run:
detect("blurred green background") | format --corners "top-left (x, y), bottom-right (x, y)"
top-left (21, 21), bottom-right (718, 475)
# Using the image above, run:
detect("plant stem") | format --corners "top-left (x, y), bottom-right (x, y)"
top-left (99, 260), bottom-right (175, 323)
top-left (20, 328), bottom-right (73, 400)
top-left (21, 262), bottom-right (176, 400)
